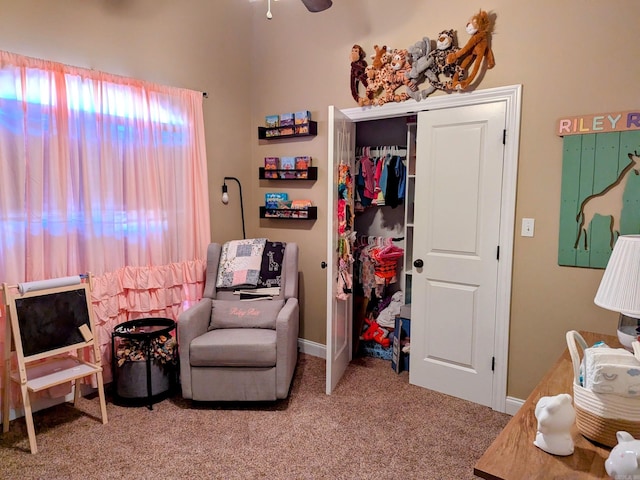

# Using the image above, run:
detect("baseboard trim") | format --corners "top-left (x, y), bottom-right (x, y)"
top-left (298, 338), bottom-right (326, 359)
top-left (298, 337), bottom-right (523, 415)
top-left (505, 396), bottom-right (524, 415)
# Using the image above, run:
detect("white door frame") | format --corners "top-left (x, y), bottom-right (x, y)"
top-left (337, 85), bottom-right (521, 412)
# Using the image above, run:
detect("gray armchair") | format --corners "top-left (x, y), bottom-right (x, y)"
top-left (178, 242), bottom-right (299, 401)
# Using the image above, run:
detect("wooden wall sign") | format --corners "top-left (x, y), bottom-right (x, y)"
top-left (557, 110), bottom-right (640, 136)
top-left (558, 130), bottom-right (640, 268)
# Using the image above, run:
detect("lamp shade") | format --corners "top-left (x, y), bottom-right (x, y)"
top-left (594, 235), bottom-right (640, 316)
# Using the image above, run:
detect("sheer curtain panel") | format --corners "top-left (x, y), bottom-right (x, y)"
top-left (0, 50), bottom-right (211, 380)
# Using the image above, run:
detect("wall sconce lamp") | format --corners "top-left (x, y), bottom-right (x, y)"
top-left (221, 176), bottom-right (246, 239)
top-left (594, 235), bottom-right (640, 350)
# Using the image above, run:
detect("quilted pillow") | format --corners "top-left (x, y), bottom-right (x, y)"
top-left (208, 299), bottom-right (285, 330)
top-left (216, 238), bottom-right (267, 288)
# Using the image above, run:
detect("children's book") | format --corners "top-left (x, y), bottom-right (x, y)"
top-left (295, 156), bottom-right (311, 178)
top-left (279, 113), bottom-right (294, 127)
top-left (279, 157), bottom-right (296, 179)
top-left (264, 157), bottom-right (279, 178)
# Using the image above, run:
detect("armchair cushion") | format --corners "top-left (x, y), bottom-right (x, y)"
top-left (190, 328), bottom-right (276, 367)
top-left (208, 299), bottom-right (284, 330)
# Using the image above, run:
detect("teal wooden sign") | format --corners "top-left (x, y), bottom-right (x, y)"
top-left (558, 130), bottom-right (640, 268)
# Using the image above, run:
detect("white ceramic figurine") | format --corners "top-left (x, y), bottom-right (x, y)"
top-left (605, 431), bottom-right (640, 479)
top-left (533, 393), bottom-right (576, 456)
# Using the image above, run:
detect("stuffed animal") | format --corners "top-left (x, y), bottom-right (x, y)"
top-left (371, 44), bottom-right (387, 70)
top-left (445, 9), bottom-right (496, 90)
top-left (405, 37), bottom-right (432, 101)
top-left (350, 44), bottom-right (368, 103)
top-left (422, 29), bottom-right (462, 96)
top-left (359, 65), bottom-right (383, 106)
top-left (377, 48), bottom-right (410, 106)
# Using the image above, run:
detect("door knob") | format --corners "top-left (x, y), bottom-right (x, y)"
top-left (321, 261), bottom-right (327, 269)
top-left (413, 259), bottom-right (424, 268)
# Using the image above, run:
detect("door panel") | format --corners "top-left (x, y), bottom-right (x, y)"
top-left (409, 101), bottom-right (506, 407)
top-left (325, 106), bottom-right (355, 394)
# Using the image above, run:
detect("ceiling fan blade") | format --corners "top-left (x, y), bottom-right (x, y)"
top-left (300, 0), bottom-right (332, 12)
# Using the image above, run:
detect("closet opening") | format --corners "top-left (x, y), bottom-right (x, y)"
top-left (352, 116), bottom-right (414, 366)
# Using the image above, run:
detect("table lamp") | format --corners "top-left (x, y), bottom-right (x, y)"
top-left (594, 234), bottom-right (640, 350)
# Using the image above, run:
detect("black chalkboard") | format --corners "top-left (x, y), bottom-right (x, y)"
top-left (15, 288), bottom-right (92, 358)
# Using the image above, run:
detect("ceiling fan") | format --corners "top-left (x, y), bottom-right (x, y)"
top-left (264, 0), bottom-right (332, 19)
top-left (301, 0), bottom-right (332, 12)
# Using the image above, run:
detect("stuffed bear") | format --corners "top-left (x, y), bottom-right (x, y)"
top-left (445, 9), bottom-right (496, 90)
top-left (350, 44), bottom-right (369, 103)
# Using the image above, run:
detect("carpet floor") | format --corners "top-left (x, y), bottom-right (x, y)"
top-left (0, 353), bottom-right (510, 479)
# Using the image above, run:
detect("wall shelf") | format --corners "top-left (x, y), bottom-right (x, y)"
top-left (259, 206), bottom-right (317, 220)
top-left (258, 121), bottom-right (317, 140)
top-left (259, 167), bottom-right (318, 180)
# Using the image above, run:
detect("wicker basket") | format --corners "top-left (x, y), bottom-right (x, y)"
top-left (566, 330), bottom-right (640, 447)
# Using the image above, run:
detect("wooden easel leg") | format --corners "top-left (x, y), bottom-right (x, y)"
top-left (2, 358), bottom-right (10, 433)
top-left (21, 384), bottom-right (37, 454)
top-left (95, 373), bottom-right (108, 425)
top-left (73, 379), bottom-right (81, 406)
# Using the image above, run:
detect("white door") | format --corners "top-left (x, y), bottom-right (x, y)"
top-left (325, 106), bottom-right (355, 394)
top-left (409, 102), bottom-right (506, 407)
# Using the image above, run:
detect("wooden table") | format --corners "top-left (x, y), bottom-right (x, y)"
top-left (474, 331), bottom-right (617, 480)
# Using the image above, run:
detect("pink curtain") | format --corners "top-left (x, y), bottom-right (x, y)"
top-left (0, 50), bottom-right (211, 383)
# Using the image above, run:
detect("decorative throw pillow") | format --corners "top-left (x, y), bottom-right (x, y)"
top-left (215, 238), bottom-right (267, 288)
top-left (258, 241), bottom-right (286, 288)
top-left (208, 299), bottom-right (285, 330)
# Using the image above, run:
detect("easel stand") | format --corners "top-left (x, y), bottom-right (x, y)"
top-left (2, 275), bottom-right (108, 453)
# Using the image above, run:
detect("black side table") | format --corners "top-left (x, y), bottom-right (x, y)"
top-left (111, 318), bottom-right (177, 410)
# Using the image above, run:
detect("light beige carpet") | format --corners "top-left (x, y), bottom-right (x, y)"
top-left (0, 353), bottom-right (509, 479)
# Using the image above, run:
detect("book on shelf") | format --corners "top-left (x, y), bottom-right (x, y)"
top-left (265, 115), bottom-right (279, 128)
top-left (295, 156), bottom-right (311, 178)
top-left (264, 157), bottom-right (279, 178)
top-left (279, 157), bottom-right (297, 179)
top-left (279, 113), bottom-right (294, 127)
top-left (265, 192), bottom-right (289, 209)
top-left (294, 110), bottom-right (311, 125)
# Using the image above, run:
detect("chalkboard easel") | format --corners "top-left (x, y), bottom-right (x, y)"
top-left (1, 276), bottom-right (108, 454)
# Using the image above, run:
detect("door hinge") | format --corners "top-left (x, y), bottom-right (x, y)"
top-left (496, 245), bottom-right (500, 260)
top-left (502, 129), bottom-right (506, 144)
top-left (492, 356), bottom-right (496, 372)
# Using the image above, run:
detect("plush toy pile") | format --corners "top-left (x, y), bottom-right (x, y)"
top-left (350, 9), bottom-right (495, 106)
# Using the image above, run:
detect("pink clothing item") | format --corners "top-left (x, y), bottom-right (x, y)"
top-left (361, 156), bottom-right (377, 199)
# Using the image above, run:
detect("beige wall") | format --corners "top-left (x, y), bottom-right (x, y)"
top-left (248, 0), bottom-right (640, 400)
top-left (1, 0), bottom-right (639, 400)
top-left (0, 0), bottom-right (254, 244)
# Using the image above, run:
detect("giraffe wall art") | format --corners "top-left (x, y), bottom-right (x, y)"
top-left (558, 130), bottom-right (640, 268)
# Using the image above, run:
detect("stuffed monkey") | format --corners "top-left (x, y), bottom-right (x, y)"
top-left (350, 44), bottom-right (368, 102)
top-left (445, 10), bottom-right (495, 90)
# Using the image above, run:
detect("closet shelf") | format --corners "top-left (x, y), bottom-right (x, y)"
top-left (259, 167), bottom-right (317, 180)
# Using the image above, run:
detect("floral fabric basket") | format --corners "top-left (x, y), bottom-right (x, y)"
top-left (566, 330), bottom-right (640, 447)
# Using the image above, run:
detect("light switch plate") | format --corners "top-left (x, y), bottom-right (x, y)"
top-left (521, 218), bottom-right (535, 237)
